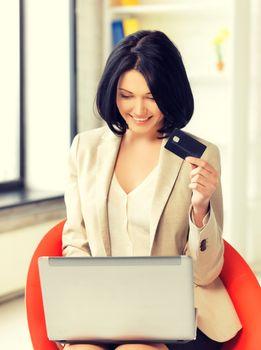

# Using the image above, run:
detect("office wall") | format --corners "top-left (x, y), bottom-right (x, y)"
top-left (0, 219), bottom-right (59, 298)
top-left (76, 0), bottom-right (104, 132)
top-left (76, 0), bottom-right (261, 271)
top-left (1, 0), bottom-right (260, 299)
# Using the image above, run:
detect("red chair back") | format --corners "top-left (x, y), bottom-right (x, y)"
top-left (26, 220), bottom-right (65, 350)
top-left (220, 240), bottom-right (261, 350)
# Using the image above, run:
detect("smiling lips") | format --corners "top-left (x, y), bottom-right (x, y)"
top-left (130, 114), bottom-right (152, 123)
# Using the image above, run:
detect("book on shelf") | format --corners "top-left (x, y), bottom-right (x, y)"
top-left (112, 18), bottom-right (140, 46)
top-left (112, 20), bottom-right (124, 47)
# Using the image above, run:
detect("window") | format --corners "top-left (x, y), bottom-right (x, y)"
top-left (24, 0), bottom-right (76, 193)
top-left (0, 0), bottom-right (24, 191)
top-left (0, 0), bottom-right (77, 200)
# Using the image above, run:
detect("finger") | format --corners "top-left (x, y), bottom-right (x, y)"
top-left (190, 175), bottom-right (215, 191)
top-left (189, 182), bottom-right (216, 195)
top-left (191, 171), bottom-right (218, 189)
top-left (185, 156), bottom-right (215, 173)
top-left (189, 179), bottom-right (217, 195)
top-left (190, 167), bottom-right (211, 180)
top-left (188, 182), bottom-right (207, 193)
top-left (191, 174), bottom-right (209, 187)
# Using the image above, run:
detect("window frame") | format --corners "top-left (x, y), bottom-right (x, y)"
top-left (70, 0), bottom-right (78, 140)
top-left (0, 0), bottom-right (77, 195)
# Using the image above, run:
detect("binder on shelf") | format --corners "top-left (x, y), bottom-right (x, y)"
top-left (121, 0), bottom-right (140, 5)
top-left (123, 18), bottom-right (139, 36)
top-left (111, 20), bottom-right (124, 47)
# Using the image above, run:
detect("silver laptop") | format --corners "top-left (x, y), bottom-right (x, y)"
top-left (38, 256), bottom-right (196, 344)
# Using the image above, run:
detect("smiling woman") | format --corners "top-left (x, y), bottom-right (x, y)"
top-left (61, 30), bottom-right (241, 350)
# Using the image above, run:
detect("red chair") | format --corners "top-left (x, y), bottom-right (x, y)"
top-left (26, 220), bottom-right (261, 350)
top-left (26, 220), bottom-right (65, 350)
top-left (220, 240), bottom-right (261, 350)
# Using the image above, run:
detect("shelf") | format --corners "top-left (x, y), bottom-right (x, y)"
top-left (189, 73), bottom-right (229, 85)
top-left (110, 2), bottom-right (230, 16)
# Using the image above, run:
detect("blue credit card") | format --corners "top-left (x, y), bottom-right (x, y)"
top-left (164, 128), bottom-right (207, 159)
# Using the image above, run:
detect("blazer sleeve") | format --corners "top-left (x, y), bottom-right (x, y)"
top-left (184, 143), bottom-right (224, 286)
top-left (62, 134), bottom-right (91, 257)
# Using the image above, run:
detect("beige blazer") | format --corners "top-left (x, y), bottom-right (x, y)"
top-left (62, 126), bottom-right (242, 342)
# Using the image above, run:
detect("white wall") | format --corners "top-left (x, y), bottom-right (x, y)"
top-left (246, 0), bottom-right (261, 265)
top-left (76, 0), bottom-right (104, 132)
top-left (90, 0), bottom-right (261, 268)
top-left (0, 218), bottom-right (63, 298)
top-left (2, 0), bottom-right (261, 299)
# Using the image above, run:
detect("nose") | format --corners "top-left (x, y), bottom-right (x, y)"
top-left (132, 98), bottom-right (148, 117)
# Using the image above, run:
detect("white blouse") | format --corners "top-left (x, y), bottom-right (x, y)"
top-left (108, 167), bottom-right (158, 256)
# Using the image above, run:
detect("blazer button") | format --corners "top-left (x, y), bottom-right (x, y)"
top-left (200, 239), bottom-right (207, 252)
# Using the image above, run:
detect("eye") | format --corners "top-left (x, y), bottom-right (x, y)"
top-left (120, 94), bottom-right (132, 99)
top-left (147, 96), bottom-right (155, 100)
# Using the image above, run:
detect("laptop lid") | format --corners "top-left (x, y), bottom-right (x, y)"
top-left (38, 256), bottom-right (196, 344)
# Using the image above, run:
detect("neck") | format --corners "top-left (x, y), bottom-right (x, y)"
top-left (124, 130), bottom-right (162, 144)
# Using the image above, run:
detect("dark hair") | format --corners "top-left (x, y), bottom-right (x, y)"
top-left (96, 30), bottom-right (194, 137)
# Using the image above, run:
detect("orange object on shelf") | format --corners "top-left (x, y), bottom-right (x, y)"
top-left (213, 28), bottom-right (229, 72)
top-left (217, 61), bottom-right (224, 71)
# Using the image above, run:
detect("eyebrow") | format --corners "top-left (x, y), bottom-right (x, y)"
top-left (119, 88), bottom-right (152, 95)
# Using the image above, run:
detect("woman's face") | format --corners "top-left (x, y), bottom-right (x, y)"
top-left (116, 69), bottom-right (164, 138)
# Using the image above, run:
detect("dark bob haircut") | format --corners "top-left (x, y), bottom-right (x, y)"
top-left (96, 30), bottom-right (194, 137)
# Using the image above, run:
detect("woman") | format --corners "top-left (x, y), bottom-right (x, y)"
top-left (62, 30), bottom-right (241, 350)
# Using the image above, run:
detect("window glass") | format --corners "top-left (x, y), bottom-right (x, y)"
top-left (0, 0), bottom-right (21, 183)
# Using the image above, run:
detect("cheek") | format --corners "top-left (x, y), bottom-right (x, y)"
top-left (116, 97), bottom-right (123, 110)
top-left (117, 100), bottom-right (131, 114)
top-left (149, 101), bottom-right (162, 116)
top-left (154, 106), bottom-right (163, 119)
top-left (116, 101), bottom-right (129, 121)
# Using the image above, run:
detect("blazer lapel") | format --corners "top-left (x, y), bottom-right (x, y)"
top-left (150, 141), bottom-right (184, 251)
top-left (94, 129), bottom-right (184, 255)
top-left (96, 130), bottom-right (122, 256)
